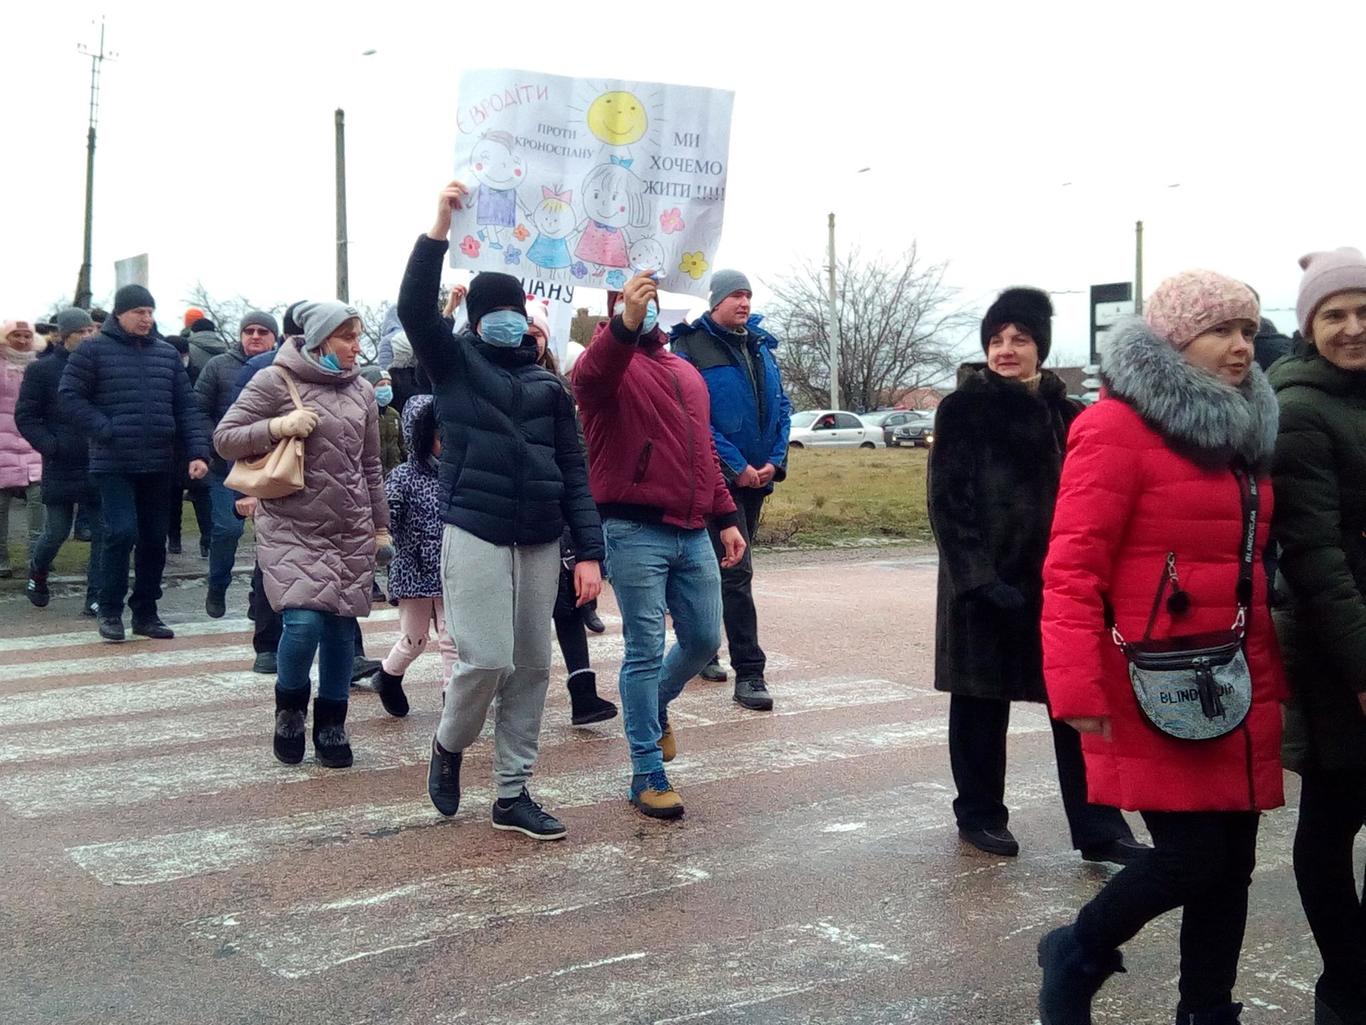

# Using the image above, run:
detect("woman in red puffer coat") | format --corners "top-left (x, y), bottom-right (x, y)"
top-left (1036, 270), bottom-right (1286, 1025)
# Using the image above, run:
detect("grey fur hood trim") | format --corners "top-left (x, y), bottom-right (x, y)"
top-left (1100, 316), bottom-right (1279, 471)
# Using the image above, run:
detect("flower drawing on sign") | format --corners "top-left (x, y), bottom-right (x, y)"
top-left (513, 223), bottom-right (530, 242)
top-left (570, 261), bottom-right (588, 280)
top-left (605, 269), bottom-right (626, 290)
top-left (460, 236), bottom-right (481, 259)
top-left (679, 251), bottom-right (709, 280)
top-left (659, 208), bottom-right (685, 234)
top-left (504, 246), bottom-right (522, 266)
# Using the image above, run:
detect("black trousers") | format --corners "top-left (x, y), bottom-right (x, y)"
top-left (1294, 767), bottom-right (1366, 984)
top-left (707, 486), bottom-right (766, 680)
top-left (250, 563), bottom-right (366, 657)
top-left (167, 478), bottom-right (212, 547)
top-left (94, 472), bottom-right (172, 620)
top-left (1075, 810), bottom-right (1260, 1013)
top-left (553, 566), bottom-right (591, 676)
top-left (948, 693), bottom-right (1132, 849)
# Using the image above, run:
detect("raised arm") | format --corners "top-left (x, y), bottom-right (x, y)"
top-left (398, 181), bottom-right (473, 388)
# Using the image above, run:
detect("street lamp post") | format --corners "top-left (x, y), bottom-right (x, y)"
top-left (334, 50), bottom-right (377, 304)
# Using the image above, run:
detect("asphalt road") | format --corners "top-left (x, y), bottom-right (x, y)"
top-left (0, 546), bottom-right (1321, 1024)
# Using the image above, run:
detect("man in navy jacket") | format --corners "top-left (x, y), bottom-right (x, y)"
top-left (60, 285), bottom-right (212, 642)
top-left (671, 271), bottom-right (792, 711)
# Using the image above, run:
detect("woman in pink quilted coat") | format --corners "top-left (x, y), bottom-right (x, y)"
top-left (0, 319), bottom-right (44, 578)
top-left (1036, 271), bottom-right (1286, 1025)
top-left (215, 302), bottom-right (390, 771)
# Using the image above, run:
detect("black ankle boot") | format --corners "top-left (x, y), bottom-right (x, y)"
top-left (1175, 1002), bottom-right (1243, 1024)
top-left (567, 671), bottom-right (618, 725)
top-left (374, 668), bottom-right (409, 718)
top-left (312, 697), bottom-right (353, 768)
top-left (273, 686), bottom-right (309, 764)
top-left (1038, 925), bottom-right (1125, 1025)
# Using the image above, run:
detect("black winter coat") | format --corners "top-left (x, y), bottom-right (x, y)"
top-left (397, 235), bottom-right (603, 560)
top-left (14, 346), bottom-right (94, 505)
top-left (59, 319), bottom-right (212, 476)
top-left (928, 367), bottom-right (1082, 702)
top-left (195, 343), bottom-right (253, 474)
top-left (1270, 349), bottom-right (1366, 772)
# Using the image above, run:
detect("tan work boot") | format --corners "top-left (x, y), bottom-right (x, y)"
top-left (658, 723), bottom-right (677, 762)
top-left (630, 770), bottom-right (685, 819)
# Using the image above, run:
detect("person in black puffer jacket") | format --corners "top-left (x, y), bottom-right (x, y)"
top-left (59, 285), bottom-right (212, 642)
top-left (15, 308), bottom-right (102, 612)
top-left (398, 180), bottom-right (603, 840)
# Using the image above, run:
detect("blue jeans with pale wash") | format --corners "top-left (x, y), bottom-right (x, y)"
top-left (601, 518), bottom-right (722, 781)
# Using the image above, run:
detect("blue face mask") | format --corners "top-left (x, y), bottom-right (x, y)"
top-left (319, 352), bottom-right (342, 372)
top-left (613, 300), bottom-right (659, 334)
top-left (374, 385), bottom-right (393, 407)
top-left (478, 310), bottom-right (529, 348)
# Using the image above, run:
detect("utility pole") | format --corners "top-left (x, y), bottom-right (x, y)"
top-left (74, 19), bottom-right (115, 310)
top-left (1134, 219), bottom-right (1145, 316)
top-left (827, 212), bottom-right (840, 410)
top-left (335, 109), bottom-right (349, 302)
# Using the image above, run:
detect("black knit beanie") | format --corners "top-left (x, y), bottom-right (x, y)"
top-left (980, 287), bottom-right (1053, 363)
top-left (112, 284), bottom-right (156, 316)
top-left (282, 300), bottom-right (307, 338)
top-left (466, 272), bottom-right (527, 331)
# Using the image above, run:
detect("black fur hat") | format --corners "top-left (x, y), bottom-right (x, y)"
top-left (980, 287), bottom-right (1053, 363)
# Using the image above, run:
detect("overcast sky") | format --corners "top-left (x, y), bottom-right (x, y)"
top-left (3, 1), bottom-right (1362, 369)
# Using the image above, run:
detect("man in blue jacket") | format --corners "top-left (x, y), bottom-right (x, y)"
top-left (59, 285), bottom-right (212, 642)
top-left (671, 270), bottom-right (792, 711)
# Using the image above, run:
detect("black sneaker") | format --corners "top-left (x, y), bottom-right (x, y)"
top-left (131, 616), bottom-right (175, 640)
top-left (252, 651), bottom-right (278, 675)
top-left (98, 615), bottom-right (125, 642)
top-left (25, 568), bottom-right (50, 608)
top-left (199, 538), bottom-right (210, 559)
top-left (1080, 837), bottom-right (1151, 866)
top-left (733, 677), bottom-right (773, 711)
top-left (81, 594), bottom-right (99, 618)
top-left (205, 588), bottom-right (227, 619)
top-left (959, 826), bottom-right (1020, 857)
top-left (166, 539), bottom-right (182, 555)
top-left (491, 787), bottom-right (567, 840)
top-left (699, 660), bottom-right (728, 683)
top-left (350, 656), bottom-right (382, 682)
top-left (427, 737), bottom-right (462, 816)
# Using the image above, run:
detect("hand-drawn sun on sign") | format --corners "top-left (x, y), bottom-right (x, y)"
top-left (570, 83), bottom-right (666, 166)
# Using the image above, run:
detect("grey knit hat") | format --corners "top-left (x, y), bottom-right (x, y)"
top-left (359, 365), bottom-right (389, 385)
top-left (239, 310), bottom-right (280, 342)
top-left (293, 300), bottom-right (360, 351)
top-left (708, 269), bottom-right (751, 310)
top-left (1297, 248), bottom-right (1366, 338)
top-left (54, 307), bottom-right (94, 339)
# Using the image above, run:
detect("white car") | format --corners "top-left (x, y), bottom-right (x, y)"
top-left (788, 410), bottom-right (883, 449)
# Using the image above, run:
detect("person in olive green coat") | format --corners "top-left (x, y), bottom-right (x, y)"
top-left (362, 366), bottom-right (405, 474)
top-left (1269, 246), bottom-right (1366, 1025)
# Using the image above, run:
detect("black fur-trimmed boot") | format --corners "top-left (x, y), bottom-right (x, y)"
top-left (373, 668), bottom-right (410, 718)
top-left (567, 671), bottom-right (618, 726)
top-left (1175, 1002), bottom-right (1244, 1024)
top-left (312, 697), bottom-right (353, 768)
top-left (1038, 924), bottom-right (1125, 1024)
top-left (273, 686), bottom-right (309, 764)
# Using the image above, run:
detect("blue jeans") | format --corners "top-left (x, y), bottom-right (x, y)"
top-left (207, 470), bottom-right (245, 593)
top-left (276, 608), bottom-right (357, 702)
top-left (94, 472), bottom-right (172, 619)
top-left (602, 519), bottom-right (722, 778)
top-left (32, 500), bottom-right (104, 594)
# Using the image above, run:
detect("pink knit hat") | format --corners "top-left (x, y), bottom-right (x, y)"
top-left (1296, 247), bottom-right (1366, 337)
top-left (1144, 270), bottom-right (1259, 350)
top-left (526, 299), bottom-right (551, 343)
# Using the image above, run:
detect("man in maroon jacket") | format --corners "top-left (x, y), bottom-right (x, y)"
top-left (575, 271), bottom-right (746, 820)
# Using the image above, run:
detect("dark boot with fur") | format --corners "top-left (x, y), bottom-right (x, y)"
top-left (273, 686), bottom-right (309, 764)
top-left (567, 671), bottom-right (617, 726)
top-left (374, 668), bottom-right (410, 718)
top-left (312, 697), bottom-right (353, 768)
top-left (1038, 925), bottom-right (1125, 1025)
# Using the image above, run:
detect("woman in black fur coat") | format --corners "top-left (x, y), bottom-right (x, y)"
top-left (927, 287), bottom-right (1142, 864)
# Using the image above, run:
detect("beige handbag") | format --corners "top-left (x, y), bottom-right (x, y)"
top-left (224, 368), bottom-right (307, 499)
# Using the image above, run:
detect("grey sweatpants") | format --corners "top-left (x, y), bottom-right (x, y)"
top-left (436, 524), bottom-right (560, 799)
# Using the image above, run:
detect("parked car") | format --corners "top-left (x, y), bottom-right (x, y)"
top-left (788, 410), bottom-right (882, 449)
top-left (890, 410), bottom-right (936, 448)
top-left (862, 409), bottom-right (928, 447)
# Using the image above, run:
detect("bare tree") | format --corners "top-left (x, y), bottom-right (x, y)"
top-left (765, 246), bottom-right (972, 412)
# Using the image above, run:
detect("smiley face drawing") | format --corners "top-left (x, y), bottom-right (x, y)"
top-left (586, 91), bottom-right (648, 147)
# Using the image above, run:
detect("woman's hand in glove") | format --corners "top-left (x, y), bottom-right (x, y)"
top-left (269, 407), bottom-right (320, 440)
